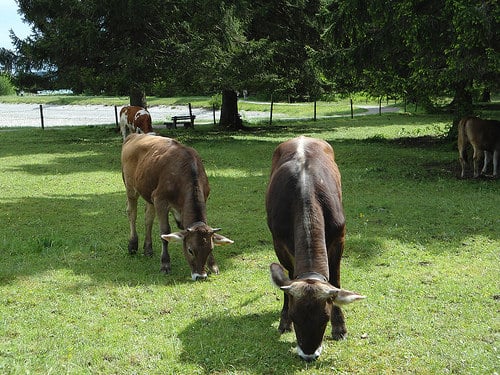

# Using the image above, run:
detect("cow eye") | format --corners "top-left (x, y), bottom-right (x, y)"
top-left (187, 247), bottom-right (194, 256)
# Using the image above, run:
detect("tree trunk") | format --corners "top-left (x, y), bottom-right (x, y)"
top-left (448, 82), bottom-right (473, 140)
top-left (130, 86), bottom-right (147, 108)
top-left (219, 89), bottom-right (243, 130)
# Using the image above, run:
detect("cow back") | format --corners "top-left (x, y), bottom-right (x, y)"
top-left (266, 136), bottom-right (344, 279)
top-left (121, 134), bottom-right (209, 225)
top-left (464, 117), bottom-right (500, 151)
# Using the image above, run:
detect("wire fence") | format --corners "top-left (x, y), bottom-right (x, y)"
top-left (0, 103), bottom-right (225, 129)
top-left (0, 101), bottom-right (400, 129)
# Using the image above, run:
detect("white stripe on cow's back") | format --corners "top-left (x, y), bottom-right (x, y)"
top-left (296, 137), bottom-right (313, 259)
top-left (135, 109), bottom-right (150, 119)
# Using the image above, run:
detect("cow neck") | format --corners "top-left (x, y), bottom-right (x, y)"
top-left (292, 169), bottom-right (330, 283)
top-left (295, 271), bottom-right (328, 282)
top-left (178, 158), bottom-right (207, 228)
top-left (182, 181), bottom-right (207, 228)
top-left (181, 186), bottom-right (207, 228)
top-left (293, 218), bottom-right (330, 282)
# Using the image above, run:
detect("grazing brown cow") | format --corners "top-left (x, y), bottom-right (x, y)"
top-left (458, 116), bottom-right (500, 178)
top-left (266, 136), bottom-right (365, 361)
top-left (121, 134), bottom-right (233, 280)
top-left (119, 106), bottom-right (154, 141)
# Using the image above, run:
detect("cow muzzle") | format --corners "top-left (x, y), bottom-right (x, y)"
top-left (297, 345), bottom-right (322, 362)
top-left (191, 272), bottom-right (208, 281)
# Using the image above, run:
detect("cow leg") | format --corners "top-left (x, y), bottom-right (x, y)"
top-left (492, 150), bottom-right (499, 177)
top-left (120, 127), bottom-right (126, 141)
top-left (119, 120), bottom-right (127, 141)
top-left (481, 151), bottom-right (491, 175)
top-left (126, 194), bottom-right (139, 255)
top-left (143, 202), bottom-right (155, 257)
top-left (279, 293), bottom-right (293, 333)
top-left (330, 306), bottom-right (347, 340)
top-left (154, 200), bottom-right (172, 274)
top-left (472, 147), bottom-right (483, 178)
top-left (329, 240), bottom-right (347, 340)
top-left (459, 148), bottom-right (467, 178)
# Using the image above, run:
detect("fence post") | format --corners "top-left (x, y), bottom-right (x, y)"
top-left (379, 97), bottom-right (382, 115)
top-left (114, 106), bottom-right (119, 128)
top-left (350, 98), bottom-right (354, 119)
top-left (188, 103), bottom-right (194, 127)
top-left (39, 104), bottom-right (44, 129)
top-left (213, 104), bottom-right (216, 125)
top-left (269, 97), bottom-right (274, 126)
top-left (313, 100), bottom-right (317, 121)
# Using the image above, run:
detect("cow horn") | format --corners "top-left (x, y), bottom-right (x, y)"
top-left (280, 284), bottom-right (305, 298)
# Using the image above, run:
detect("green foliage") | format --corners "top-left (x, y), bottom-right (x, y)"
top-left (0, 111), bottom-right (498, 374)
top-left (209, 93), bottom-right (222, 110)
top-left (323, 0), bottom-right (499, 111)
top-left (0, 74), bottom-right (15, 95)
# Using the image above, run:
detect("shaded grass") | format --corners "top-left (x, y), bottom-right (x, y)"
top-left (0, 113), bottom-right (498, 374)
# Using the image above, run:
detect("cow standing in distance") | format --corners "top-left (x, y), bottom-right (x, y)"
top-left (458, 116), bottom-right (500, 178)
top-left (266, 136), bottom-right (365, 361)
top-left (119, 106), bottom-right (154, 141)
top-left (121, 134), bottom-right (233, 280)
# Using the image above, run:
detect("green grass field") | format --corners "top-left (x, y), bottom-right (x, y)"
top-left (0, 109), bottom-right (498, 374)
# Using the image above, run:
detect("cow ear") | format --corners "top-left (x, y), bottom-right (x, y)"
top-left (161, 232), bottom-right (185, 243)
top-left (270, 263), bottom-right (291, 288)
top-left (213, 233), bottom-right (234, 246)
top-left (328, 288), bottom-right (366, 306)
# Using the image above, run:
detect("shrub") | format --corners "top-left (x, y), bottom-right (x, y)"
top-left (0, 74), bottom-right (16, 95)
top-left (209, 93), bottom-right (222, 109)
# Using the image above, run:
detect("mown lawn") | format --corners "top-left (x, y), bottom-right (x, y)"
top-left (0, 112), bottom-right (498, 374)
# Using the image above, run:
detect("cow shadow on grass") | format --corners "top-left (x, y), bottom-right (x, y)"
top-left (178, 310), bottom-right (306, 373)
top-left (0, 192), bottom-right (218, 287)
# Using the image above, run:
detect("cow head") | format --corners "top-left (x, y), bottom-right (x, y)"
top-left (161, 222), bottom-right (233, 281)
top-left (270, 263), bottom-right (365, 361)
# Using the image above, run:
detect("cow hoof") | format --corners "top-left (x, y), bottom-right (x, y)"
top-left (278, 321), bottom-right (292, 334)
top-left (128, 239), bottom-right (138, 254)
top-left (143, 243), bottom-right (153, 257)
top-left (160, 264), bottom-right (171, 274)
top-left (332, 328), bottom-right (347, 341)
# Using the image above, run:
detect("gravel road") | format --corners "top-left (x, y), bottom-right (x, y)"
top-left (0, 103), bottom-right (398, 128)
top-left (0, 103), bottom-right (221, 128)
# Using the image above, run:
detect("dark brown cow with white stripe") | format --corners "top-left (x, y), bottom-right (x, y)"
top-left (119, 106), bottom-right (154, 141)
top-left (266, 136), bottom-right (365, 361)
top-left (121, 134), bottom-right (233, 280)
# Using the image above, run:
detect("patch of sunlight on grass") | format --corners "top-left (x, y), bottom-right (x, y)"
top-left (207, 168), bottom-right (264, 178)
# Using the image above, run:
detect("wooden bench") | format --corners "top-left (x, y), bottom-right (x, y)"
top-left (165, 103), bottom-right (195, 129)
top-left (172, 115), bottom-right (196, 128)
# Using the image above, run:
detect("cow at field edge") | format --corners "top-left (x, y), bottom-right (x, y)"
top-left (266, 136), bottom-right (365, 361)
top-left (119, 106), bottom-right (154, 141)
top-left (458, 116), bottom-right (500, 178)
top-left (121, 134), bottom-right (233, 280)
